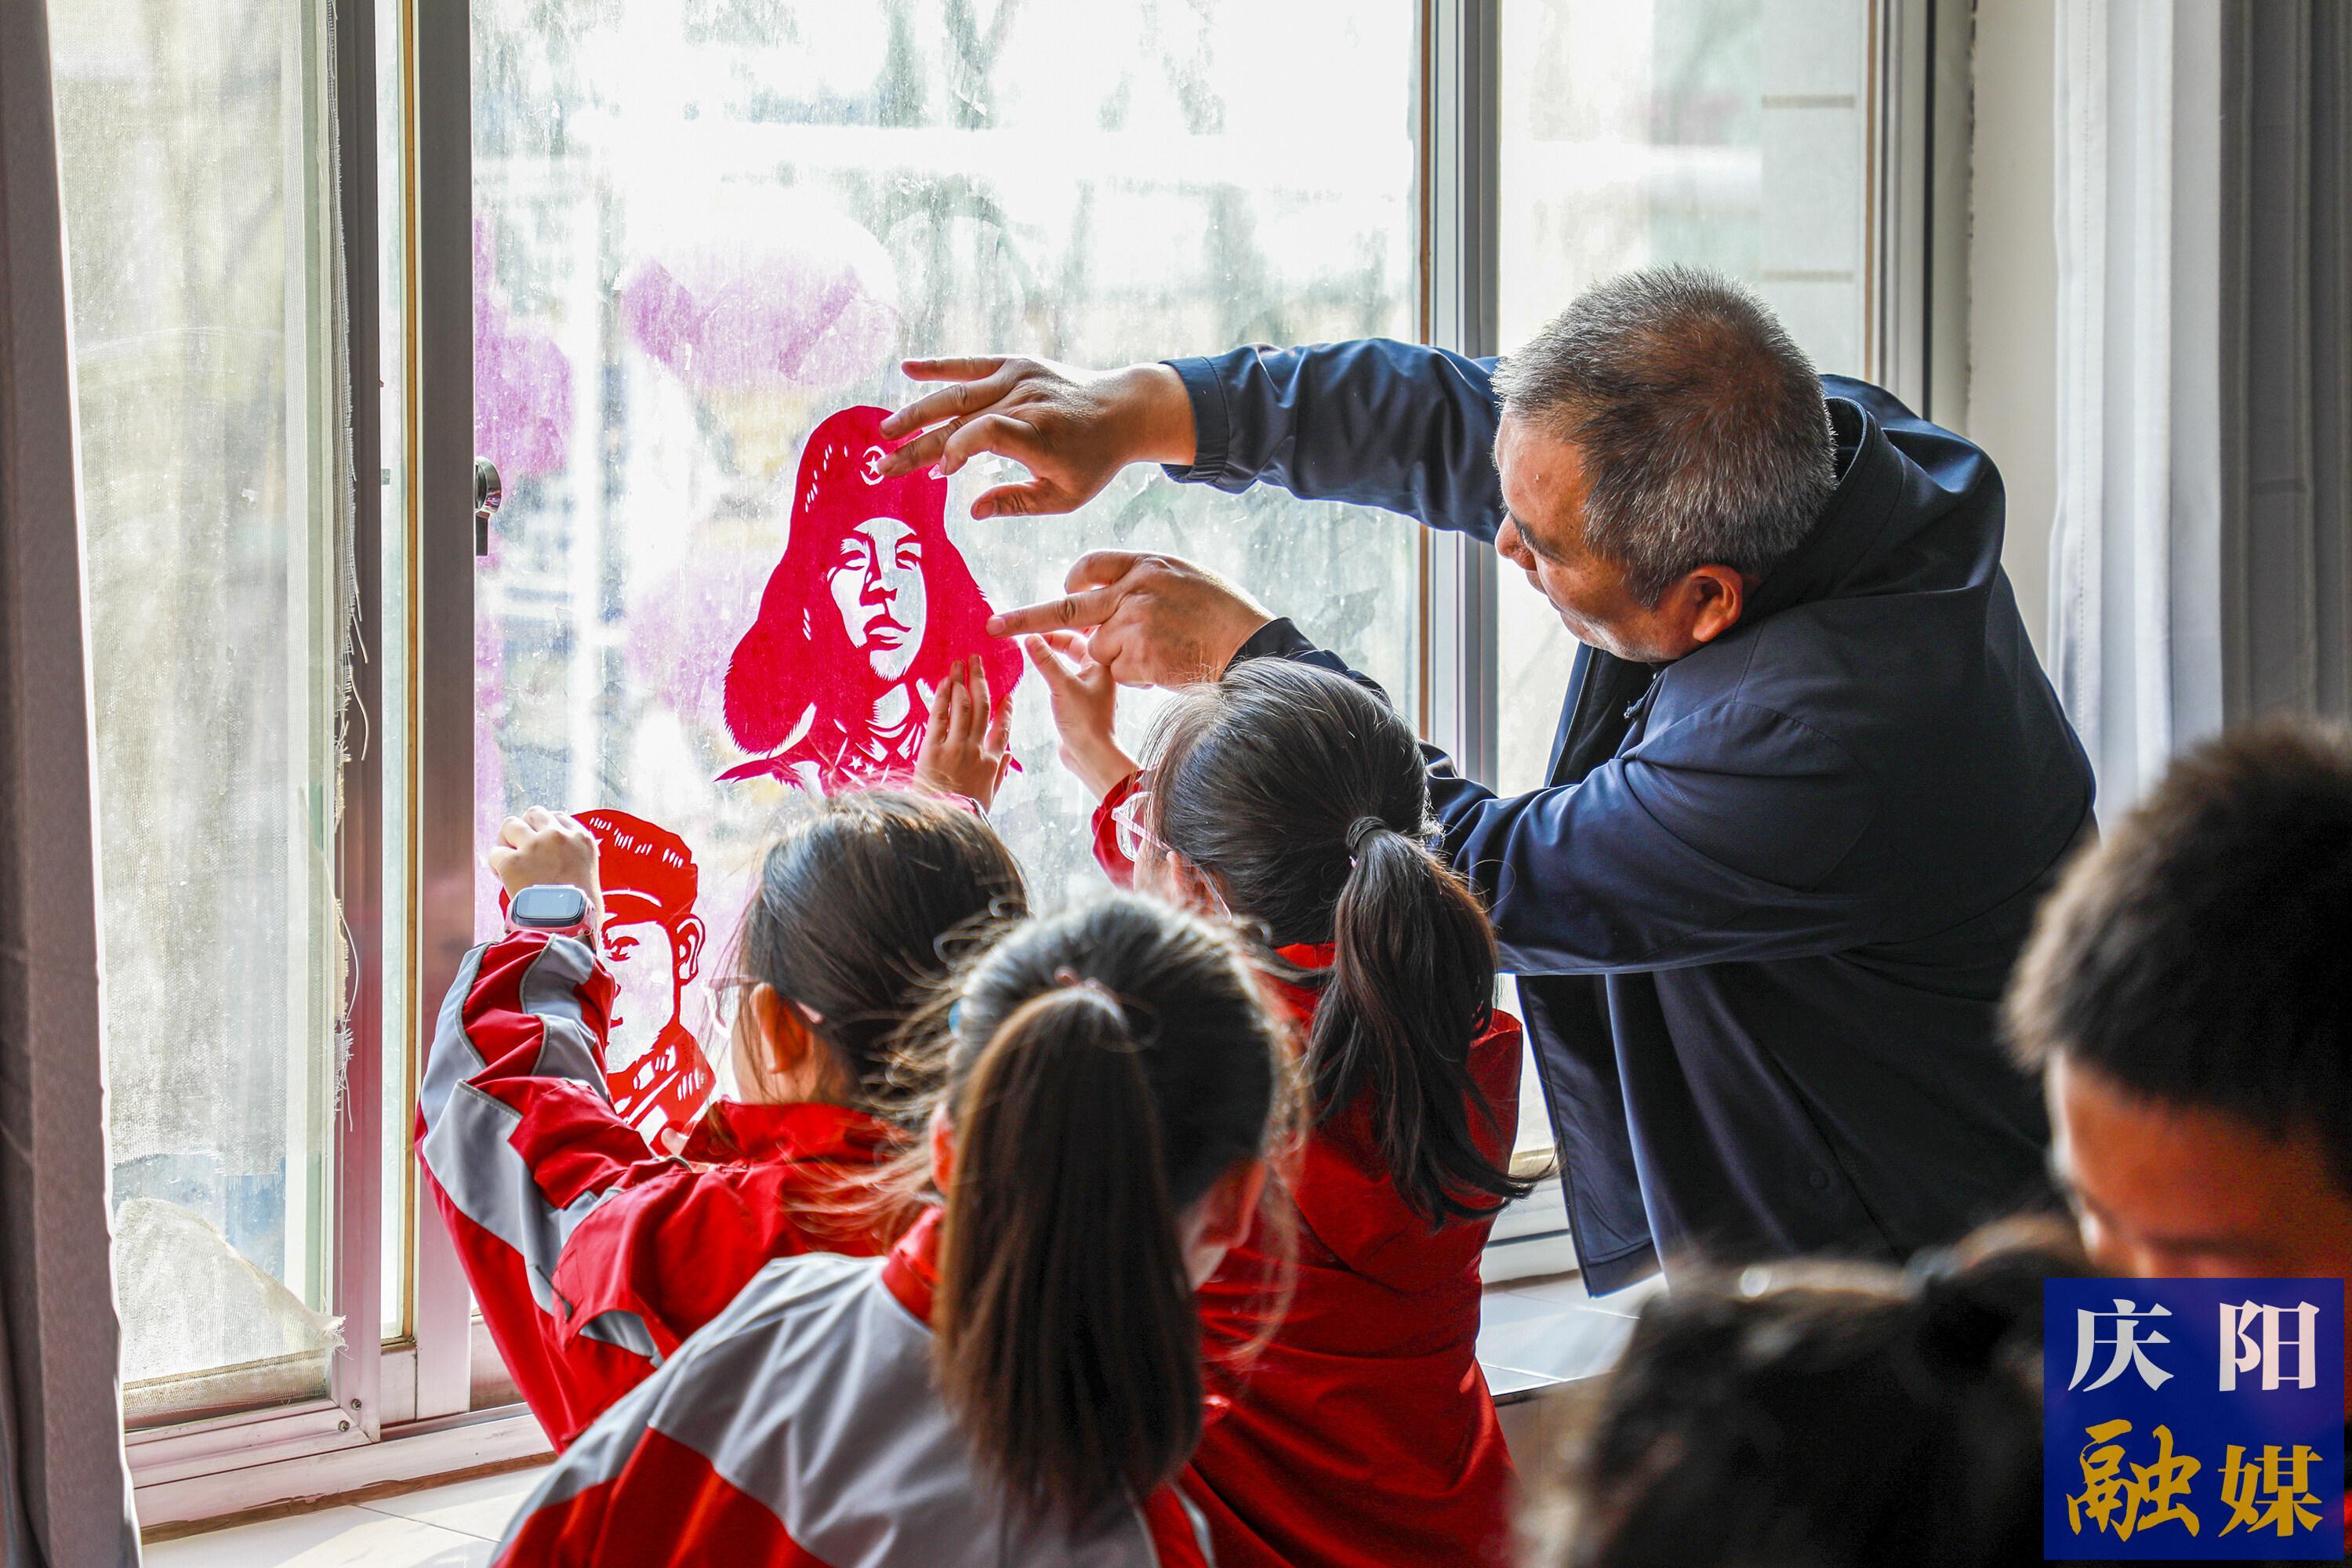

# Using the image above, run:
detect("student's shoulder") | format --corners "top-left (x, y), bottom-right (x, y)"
top-left (710, 1248), bottom-right (884, 1336)
top-left (622, 1250), bottom-right (908, 1450)
top-left (637, 1249), bottom-right (887, 1385)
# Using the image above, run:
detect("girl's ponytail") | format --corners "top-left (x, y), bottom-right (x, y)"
top-left (1321, 816), bottom-right (1530, 1225)
top-left (935, 985), bottom-right (1196, 1527)
top-left (1144, 659), bottom-right (1533, 1229)
top-left (931, 896), bottom-right (1287, 1533)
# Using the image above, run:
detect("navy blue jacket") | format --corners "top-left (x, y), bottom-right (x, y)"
top-left (1164, 341), bottom-right (2094, 1291)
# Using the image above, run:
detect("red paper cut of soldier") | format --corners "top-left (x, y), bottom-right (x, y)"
top-left (718, 405), bottom-right (1020, 791)
top-left (574, 808), bottom-right (713, 1149)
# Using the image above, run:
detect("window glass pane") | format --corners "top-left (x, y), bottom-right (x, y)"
top-left (470, 1), bottom-right (1421, 1142)
top-left (1495, 0), bottom-right (1873, 792)
top-left (49, 0), bottom-right (348, 1420)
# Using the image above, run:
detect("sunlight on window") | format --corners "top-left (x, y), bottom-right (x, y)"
top-left (49, 0), bottom-right (347, 1421)
top-left (1496, 0), bottom-right (1873, 793)
top-left (469, 1), bottom-right (1425, 1102)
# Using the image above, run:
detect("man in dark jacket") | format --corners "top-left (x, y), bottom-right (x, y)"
top-left (881, 268), bottom-right (2095, 1290)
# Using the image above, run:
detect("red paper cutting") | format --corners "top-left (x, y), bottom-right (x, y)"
top-left (718, 405), bottom-right (1021, 790)
top-left (575, 808), bottom-right (714, 1147)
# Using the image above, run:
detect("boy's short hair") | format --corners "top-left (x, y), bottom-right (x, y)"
top-left (2005, 720), bottom-right (2352, 1196)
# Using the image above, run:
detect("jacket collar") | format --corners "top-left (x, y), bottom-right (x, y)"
top-left (880, 1204), bottom-right (945, 1326)
top-left (677, 1098), bottom-right (898, 1167)
top-left (1739, 394), bottom-right (1905, 626)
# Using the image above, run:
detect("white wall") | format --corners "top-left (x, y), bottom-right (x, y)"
top-left (1962, 0), bottom-right (2059, 658)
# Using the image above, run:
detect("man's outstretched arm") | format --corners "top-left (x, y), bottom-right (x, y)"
top-left (1156, 341), bottom-right (1506, 540)
top-left (877, 341), bottom-right (1505, 539)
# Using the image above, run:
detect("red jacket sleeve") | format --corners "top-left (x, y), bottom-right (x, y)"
top-left (416, 931), bottom-right (673, 1444)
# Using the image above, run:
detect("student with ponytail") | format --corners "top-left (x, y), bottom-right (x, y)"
top-left (417, 789), bottom-right (1024, 1449)
top-left (492, 894), bottom-right (1291, 1567)
top-left (1028, 641), bottom-right (1534, 1568)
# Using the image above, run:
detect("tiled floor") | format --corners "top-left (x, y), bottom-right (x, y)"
top-left (1477, 1268), bottom-right (1659, 1399)
top-left (145, 1272), bottom-right (1657, 1566)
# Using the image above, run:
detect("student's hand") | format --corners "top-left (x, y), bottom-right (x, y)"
top-left (876, 358), bottom-right (1196, 518)
top-left (490, 808), bottom-right (603, 923)
top-left (1024, 631), bottom-right (1140, 800)
top-left (991, 551), bottom-right (1273, 688)
top-left (913, 659), bottom-right (1014, 808)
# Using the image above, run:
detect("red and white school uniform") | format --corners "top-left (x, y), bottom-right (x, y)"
top-left (416, 929), bottom-right (903, 1450)
top-left (1093, 776), bottom-right (1526, 1568)
top-left (492, 1209), bottom-right (1217, 1568)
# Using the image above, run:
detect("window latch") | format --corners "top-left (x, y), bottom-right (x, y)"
top-left (474, 456), bottom-right (503, 557)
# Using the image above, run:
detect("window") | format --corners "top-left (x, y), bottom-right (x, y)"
top-left (1494, 0), bottom-right (1882, 793)
top-left (50, 0), bottom-right (354, 1429)
top-left (52, 0), bottom-right (1931, 1522)
top-left (465, 2), bottom-right (1424, 1036)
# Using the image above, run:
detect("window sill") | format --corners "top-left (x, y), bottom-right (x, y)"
top-left (134, 1407), bottom-right (550, 1534)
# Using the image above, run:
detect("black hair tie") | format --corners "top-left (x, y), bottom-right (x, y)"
top-left (1345, 816), bottom-right (1390, 858)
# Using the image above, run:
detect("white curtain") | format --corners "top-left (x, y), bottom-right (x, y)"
top-left (0, 2), bottom-right (141, 1564)
top-left (2049, 0), bottom-right (2229, 815)
top-left (2052, 0), bottom-right (2352, 811)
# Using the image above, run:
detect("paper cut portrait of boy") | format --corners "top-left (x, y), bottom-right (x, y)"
top-left (574, 808), bottom-right (714, 1148)
top-left (718, 405), bottom-right (1020, 791)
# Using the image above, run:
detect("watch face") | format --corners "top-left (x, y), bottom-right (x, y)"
top-left (510, 884), bottom-right (591, 929)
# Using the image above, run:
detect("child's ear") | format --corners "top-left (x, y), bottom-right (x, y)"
top-left (1199, 1158), bottom-right (1266, 1251)
top-left (750, 983), bottom-right (815, 1078)
top-left (747, 984), bottom-right (848, 1105)
top-left (928, 1103), bottom-right (956, 1193)
top-left (1164, 855), bottom-right (1229, 916)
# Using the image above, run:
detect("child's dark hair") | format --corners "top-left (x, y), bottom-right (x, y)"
top-left (2006, 719), bottom-right (2352, 1196)
top-left (932, 893), bottom-right (1289, 1533)
top-left (1142, 657), bottom-right (1530, 1225)
top-left (736, 789), bottom-right (1026, 1105)
top-left (1524, 1216), bottom-right (2082, 1568)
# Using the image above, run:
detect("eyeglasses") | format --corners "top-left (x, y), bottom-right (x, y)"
top-left (709, 977), bottom-right (825, 1036)
top-left (1109, 778), bottom-right (1235, 924)
top-left (709, 976), bottom-right (757, 1035)
top-left (1108, 775), bottom-right (1162, 866)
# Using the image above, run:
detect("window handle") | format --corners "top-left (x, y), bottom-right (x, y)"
top-left (474, 457), bottom-right (503, 557)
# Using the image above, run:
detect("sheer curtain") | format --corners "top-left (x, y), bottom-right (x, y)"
top-left (0, 2), bottom-right (141, 1563)
top-left (2049, 0), bottom-right (2227, 814)
top-left (2051, 0), bottom-right (2352, 811)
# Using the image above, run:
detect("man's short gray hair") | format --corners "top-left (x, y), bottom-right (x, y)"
top-left (1490, 267), bottom-right (1837, 605)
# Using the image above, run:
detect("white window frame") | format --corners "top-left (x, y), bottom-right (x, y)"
top-left (125, 0), bottom-right (550, 1530)
top-left (126, 0), bottom-right (1958, 1527)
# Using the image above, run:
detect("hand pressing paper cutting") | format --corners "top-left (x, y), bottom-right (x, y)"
top-left (719, 405), bottom-right (1020, 793)
top-left (492, 807), bottom-right (717, 1151)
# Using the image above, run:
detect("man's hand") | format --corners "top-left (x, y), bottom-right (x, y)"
top-left (912, 659), bottom-right (1014, 808)
top-left (489, 808), bottom-right (602, 923)
top-left (877, 357), bottom-right (1196, 519)
top-left (988, 551), bottom-right (1275, 688)
top-left (1022, 631), bottom-right (1138, 800)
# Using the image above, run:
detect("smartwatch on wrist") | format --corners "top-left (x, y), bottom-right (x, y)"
top-left (506, 884), bottom-right (595, 943)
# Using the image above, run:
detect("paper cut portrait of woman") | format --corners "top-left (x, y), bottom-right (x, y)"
top-left (718, 404), bottom-right (1019, 791)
